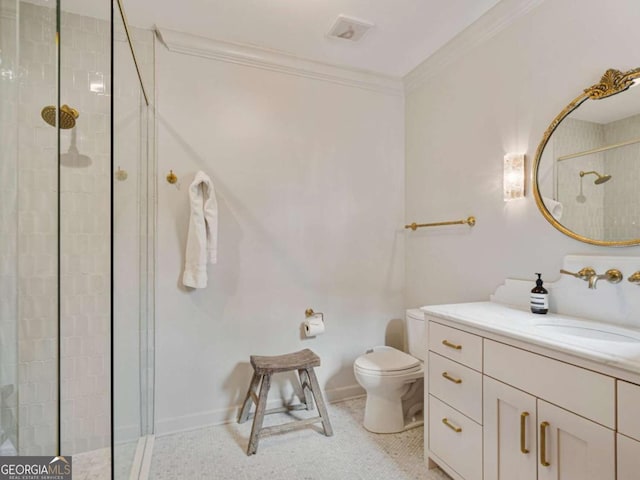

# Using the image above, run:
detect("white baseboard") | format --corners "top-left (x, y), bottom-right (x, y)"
top-left (322, 384), bottom-right (365, 404)
top-left (155, 384), bottom-right (365, 437)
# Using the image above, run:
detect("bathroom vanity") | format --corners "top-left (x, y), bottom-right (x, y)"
top-left (422, 257), bottom-right (640, 480)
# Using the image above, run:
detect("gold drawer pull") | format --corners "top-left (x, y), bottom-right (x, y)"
top-left (520, 412), bottom-right (530, 454)
top-left (540, 421), bottom-right (551, 467)
top-left (442, 339), bottom-right (462, 350)
top-left (442, 418), bottom-right (462, 433)
top-left (442, 372), bottom-right (462, 384)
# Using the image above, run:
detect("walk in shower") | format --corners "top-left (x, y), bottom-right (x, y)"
top-left (0, 0), bottom-right (155, 478)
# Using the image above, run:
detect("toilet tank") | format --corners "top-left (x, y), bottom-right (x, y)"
top-left (406, 309), bottom-right (426, 361)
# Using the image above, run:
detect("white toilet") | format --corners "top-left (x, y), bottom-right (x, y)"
top-left (353, 309), bottom-right (426, 433)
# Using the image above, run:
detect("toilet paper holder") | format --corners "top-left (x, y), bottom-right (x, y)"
top-left (303, 308), bottom-right (325, 338)
top-left (305, 308), bottom-right (324, 322)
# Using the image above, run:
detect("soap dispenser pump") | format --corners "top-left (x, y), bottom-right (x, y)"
top-left (530, 273), bottom-right (549, 314)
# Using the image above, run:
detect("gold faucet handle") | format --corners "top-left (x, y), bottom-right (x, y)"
top-left (604, 269), bottom-right (623, 284)
top-left (628, 271), bottom-right (640, 285)
top-left (560, 267), bottom-right (596, 281)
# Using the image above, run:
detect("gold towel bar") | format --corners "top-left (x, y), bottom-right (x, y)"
top-left (405, 216), bottom-right (476, 231)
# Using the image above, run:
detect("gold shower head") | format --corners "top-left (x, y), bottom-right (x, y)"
top-left (580, 170), bottom-right (612, 185)
top-left (41, 104), bottom-right (79, 129)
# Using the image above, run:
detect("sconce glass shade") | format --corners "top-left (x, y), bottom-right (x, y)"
top-left (504, 153), bottom-right (525, 201)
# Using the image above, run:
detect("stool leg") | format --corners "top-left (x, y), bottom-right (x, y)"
top-left (247, 373), bottom-right (271, 455)
top-left (298, 368), bottom-right (314, 411)
top-left (238, 372), bottom-right (261, 424)
top-left (306, 368), bottom-right (333, 437)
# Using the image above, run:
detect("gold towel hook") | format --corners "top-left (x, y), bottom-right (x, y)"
top-left (115, 166), bottom-right (128, 181)
top-left (166, 170), bottom-right (178, 184)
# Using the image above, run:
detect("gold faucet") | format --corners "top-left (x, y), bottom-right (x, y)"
top-left (587, 269), bottom-right (623, 289)
top-left (560, 267), bottom-right (596, 282)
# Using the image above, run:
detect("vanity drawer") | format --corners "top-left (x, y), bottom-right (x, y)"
top-left (484, 340), bottom-right (615, 428)
top-left (429, 352), bottom-right (482, 424)
top-left (428, 321), bottom-right (482, 371)
top-left (429, 395), bottom-right (482, 480)
top-left (618, 380), bottom-right (640, 441)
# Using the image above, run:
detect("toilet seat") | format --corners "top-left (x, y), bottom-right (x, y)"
top-left (354, 346), bottom-right (421, 376)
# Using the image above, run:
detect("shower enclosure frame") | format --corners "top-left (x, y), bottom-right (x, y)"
top-left (0, 0), bottom-right (155, 477)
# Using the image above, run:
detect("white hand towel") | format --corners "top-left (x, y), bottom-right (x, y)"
top-left (183, 171), bottom-right (218, 288)
top-left (543, 197), bottom-right (563, 220)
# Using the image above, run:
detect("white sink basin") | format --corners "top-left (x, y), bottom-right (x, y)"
top-left (535, 324), bottom-right (640, 343)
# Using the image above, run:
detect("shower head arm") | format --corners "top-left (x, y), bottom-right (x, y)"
top-left (579, 170), bottom-right (611, 184)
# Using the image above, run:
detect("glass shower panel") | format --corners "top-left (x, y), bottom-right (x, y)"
top-left (0, 0), bottom-right (60, 457)
top-left (113, 1), bottom-right (155, 478)
top-left (58, 0), bottom-right (112, 461)
top-left (0, 0), bottom-right (20, 456)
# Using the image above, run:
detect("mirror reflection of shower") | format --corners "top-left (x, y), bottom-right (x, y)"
top-left (580, 170), bottom-right (612, 185)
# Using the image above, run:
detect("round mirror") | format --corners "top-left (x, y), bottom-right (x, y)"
top-left (533, 68), bottom-right (640, 246)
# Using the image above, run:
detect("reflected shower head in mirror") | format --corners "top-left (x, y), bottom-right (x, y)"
top-left (579, 170), bottom-right (612, 185)
top-left (41, 104), bottom-right (79, 129)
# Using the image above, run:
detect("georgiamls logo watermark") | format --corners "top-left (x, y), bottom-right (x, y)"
top-left (0, 456), bottom-right (72, 480)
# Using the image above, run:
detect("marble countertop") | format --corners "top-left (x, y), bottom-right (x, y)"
top-left (421, 301), bottom-right (640, 375)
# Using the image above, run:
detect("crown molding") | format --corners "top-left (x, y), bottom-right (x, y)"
top-left (155, 26), bottom-right (403, 97)
top-left (403, 0), bottom-right (547, 93)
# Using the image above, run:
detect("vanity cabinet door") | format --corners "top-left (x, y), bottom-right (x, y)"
top-left (483, 377), bottom-right (537, 480)
top-left (617, 433), bottom-right (640, 480)
top-left (537, 400), bottom-right (614, 480)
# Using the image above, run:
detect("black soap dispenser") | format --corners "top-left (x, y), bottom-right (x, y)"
top-left (530, 273), bottom-right (549, 314)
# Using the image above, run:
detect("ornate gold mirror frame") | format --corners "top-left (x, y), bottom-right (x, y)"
top-left (533, 67), bottom-right (640, 246)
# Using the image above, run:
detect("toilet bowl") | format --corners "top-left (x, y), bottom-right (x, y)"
top-left (353, 309), bottom-right (426, 433)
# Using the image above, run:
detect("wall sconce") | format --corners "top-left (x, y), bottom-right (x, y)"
top-left (504, 153), bottom-right (525, 201)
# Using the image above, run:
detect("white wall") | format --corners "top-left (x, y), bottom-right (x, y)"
top-left (405, 0), bottom-right (640, 308)
top-left (155, 44), bottom-right (405, 434)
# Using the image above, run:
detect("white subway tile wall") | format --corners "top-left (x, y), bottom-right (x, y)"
top-left (603, 114), bottom-right (640, 241)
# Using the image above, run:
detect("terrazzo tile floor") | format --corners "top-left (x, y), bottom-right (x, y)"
top-left (149, 397), bottom-right (452, 480)
top-left (73, 441), bottom-right (138, 480)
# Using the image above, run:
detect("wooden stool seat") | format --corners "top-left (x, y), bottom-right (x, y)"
top-left (238, 348), bottom-right (333, 455)
top-left (250, 348), bottom-right (321, 374)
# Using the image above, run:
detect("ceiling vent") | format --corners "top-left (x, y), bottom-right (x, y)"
top-left (327, 15), bottom-right (374, 42)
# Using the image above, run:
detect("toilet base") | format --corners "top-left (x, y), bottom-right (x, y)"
top-left (361, 378), bottom-right (424, 434)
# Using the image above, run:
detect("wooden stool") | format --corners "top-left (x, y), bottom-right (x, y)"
top-left (238, 348), bottom-right (333, 455)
